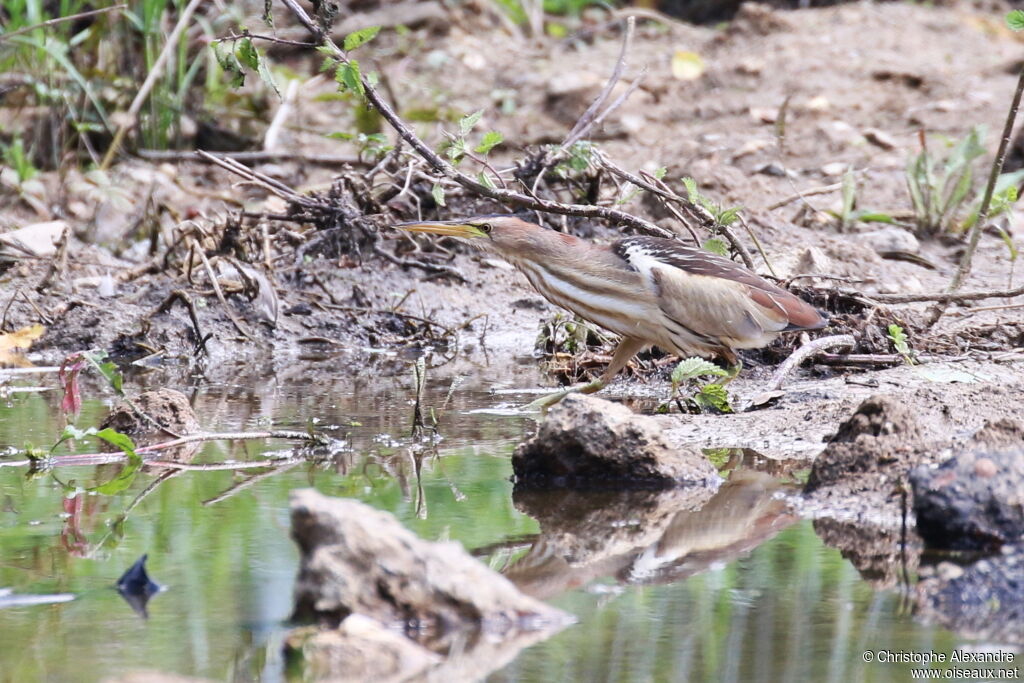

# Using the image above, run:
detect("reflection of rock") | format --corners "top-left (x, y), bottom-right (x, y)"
top-left (916, 546), bottom-right (1024, 645)
top-left (513, 395), bottom-right (721, 487)
top-left (507, 470), bottom-right (795, 599)
top-left (101, 389), bottom-right (200, 442)
top-left (286, 616), bottom-right (440, 683)
top-left (813, 517), bottom-right (921, 589)
top-left (116, 554), bottom-right (162, 618)
top-left (910, 435), bottom-right (1024, 551)
top-left (289, 489), bottom-right (570, 640)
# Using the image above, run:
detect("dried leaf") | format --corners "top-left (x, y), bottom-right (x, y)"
top-left (671, 50), bottom-right (705, 81)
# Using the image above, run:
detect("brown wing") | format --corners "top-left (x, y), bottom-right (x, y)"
top-left (613, 236), bottom-right (826, 331)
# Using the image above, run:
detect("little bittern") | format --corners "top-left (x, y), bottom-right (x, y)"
top-left (395, 215), bottom-right (826, 406)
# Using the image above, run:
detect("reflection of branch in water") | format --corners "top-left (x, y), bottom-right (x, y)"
top-left (202, 461), bottom-right (303, 506)
top-left (1, 430), bottom-right (331, 469)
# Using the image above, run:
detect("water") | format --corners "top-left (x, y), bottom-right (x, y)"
top-left (0, 359), bottom-right (1015, 681)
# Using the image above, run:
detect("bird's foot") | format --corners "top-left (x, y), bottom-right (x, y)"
top-left (522, 379), bottom-right (606, 412)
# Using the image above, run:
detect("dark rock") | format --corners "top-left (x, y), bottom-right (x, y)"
top-left (804, 395), bottom-right (927, 492)
top-left (916, 545), bottom-right (1024, 644)
top-left (289, 489), bottom-right (571, 642)
top-left (909, 444), bottom-right (1024, 552)
top-left (513, 395), bottom-right (721, 488)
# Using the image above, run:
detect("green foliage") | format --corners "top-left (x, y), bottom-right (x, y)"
top-left (0, 137), bottom-right (38, 183)
top-left (342, 26), bottom-right (380, 51)
top-left (904, 126), bottom-right (1021, 235)
top-left (1007, 9), bottom-right (1024, 31)
top-left (431, 183), bottom-right (446, 207)
top-left (667, 357), bottom-right (732, 413)
top-left (682, 177), bottom-right (743, 227)
top-left (475, 131), bottom-right (504, 155)
top-left (886, 324), bottom-right (915, 365)
top-left (326, 131), bottom-right (391, 158)
top-left (829, 168), bottom-right (894, 229)
top-left (702, 238), bottom-right (730, 256)
top-left (334, 59), bottom-right (364, 96)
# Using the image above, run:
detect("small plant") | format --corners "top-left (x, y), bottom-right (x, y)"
top-left (905, 126), bottom-right (1024, 236)
top-left (1, 137), bottom-right (38, 183)
top-left (663, 357), bottom-right (734, 414)
top-left (682, 177), bottom-right (742, 227)
top-left (886, 324), bottom-right (915, 365)
top-left (829, 167), bottom-right (894, 231)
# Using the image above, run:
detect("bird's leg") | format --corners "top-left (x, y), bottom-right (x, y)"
top-left (524, 337), bottom-right (647, 411)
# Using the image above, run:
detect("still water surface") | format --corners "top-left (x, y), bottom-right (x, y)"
top-left (0, 360), bottom-right (1004, 681)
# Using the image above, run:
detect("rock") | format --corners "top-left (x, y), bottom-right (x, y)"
top-left (821, 162), bottom-right (847, 177)
top-left (909, 444), bottom-right (1024, 551)
top-left (859, 227), bottom-right (920, 254)
top-left (769, 246), bottom-right (834, 282)
top-left (863, 128), bottom-right (898, 151)
top-left (805, 395), bottom-right (926, 492)
top-left (289, 489), bottom-right (571, 641)
top-left (916, 544), bottom-right (1024, 644)
top-left (813, 517), bottom-right (922, 589)
top-left (0, 220), bottom-right (66, 258)
top-left (101, 389), bottom-right (200, 443)
top-left (285, 616), bottom-right (440, 683)
top-left (512, 395), bottom-right (721, 488)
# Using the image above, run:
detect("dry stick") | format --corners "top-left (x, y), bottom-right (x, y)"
top-left (201, 461), bottom-right (302, 505)
top-left (0, 4), bottom-right (126, 42)
top-left (951, 63), bottom-right (1024, 292)
top-left (766, 182), bottom-right (843, 211)
top-left (767, 334), bottom-right (855, 391)
top-left (562, 16), bottom-right (635, 149)
top-left (137, 149), bottom-right (365, 165)
top-left (264, 79), bottom-right (299, 151)
top-left (0, 430), bottom-right (323, 469)
top-left (271, 1), bottom-right (670, 239)
top-left (847, 282), bottom-right (1024, 305)
top-left (99, 0), bottom-right (204, 169)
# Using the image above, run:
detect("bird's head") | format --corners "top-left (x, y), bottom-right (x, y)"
top-left (393, 215), bottom-right (542, 257)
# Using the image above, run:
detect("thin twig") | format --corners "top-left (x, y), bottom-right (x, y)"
top-left (767, 334), bottom-right (855, 391)
top-left (0, 4), bottom-right (126, 42)
top-left (99, 0), bottom-right (204, 169)
top-left (847, 283), bottom-right (1024, 305)
top-left (766, 182), bottom-right (843, 211)
top-left (562, 16), bottom-right (635, 149)
top-left (0, 430), bottom-right (325, 469)
top-left (137, 149), bottom-right (365, 165)
top-left (950, 63), bottom-right (1024, 291)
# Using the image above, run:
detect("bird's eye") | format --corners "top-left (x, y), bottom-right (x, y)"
top-left (478, 223), bottom-right (492, 234)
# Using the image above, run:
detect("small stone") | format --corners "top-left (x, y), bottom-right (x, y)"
top-left (863, 128), bottom-right (898, 151)
top-left (935, 562), bottom-right (964, 582)
top-left (974, 458), bottom-right (997, 478)
top-left (821, 162), bottom-right (848, 177)
top-left (860, 227), bottom-right (921, 254)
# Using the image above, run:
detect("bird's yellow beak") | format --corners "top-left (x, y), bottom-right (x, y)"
top-left (393, 220), bottom-right (488, 239)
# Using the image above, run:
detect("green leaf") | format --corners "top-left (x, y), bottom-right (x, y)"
top-left (343, 26), bottom-right (381, 51)
top-left (702, 238), bottom-right (730, 256)
top-left (459, 110), bottom-right (483, 136)
top-left (671, 357), bottom-right (728, 384)
top-left (1007, 9), bottom-right (1024, 31)
top-left (431, 183), bottom-right (446, 207)
top-left (235, 37), bottom-right (259, 70)
top-left (95, 428), bottom-right (139, 461)
top-left (475, 131), bottom-right (503, 155)
top-left (694, 384), bottom-right (733, 413)
top-left (92, 460), bottom-right (142, 495)
top-left (653, 167), bottom-right (667, 180)
top-left (335, 60), bottom-right (364, 96)
top-left (326, 132), bottom-right (355, 140)
top-left (477, 172), bottom-right (496, 189)
top-left (717, 207), bottom-right (742, 226)
top-left (212, 42), bottom-right (244, 89)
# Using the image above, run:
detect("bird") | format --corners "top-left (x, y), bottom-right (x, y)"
top-left (394, 215), bottom-right (827, 407)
